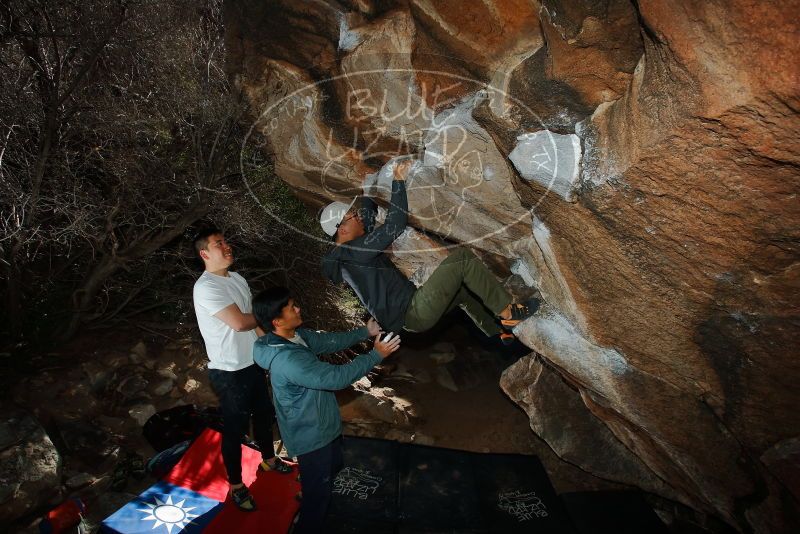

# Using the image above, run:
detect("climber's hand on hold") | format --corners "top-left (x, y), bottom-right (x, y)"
top-left (393, 159), bottom-right (412, 181)
top-left (366, 317), bottom-right (383, 337)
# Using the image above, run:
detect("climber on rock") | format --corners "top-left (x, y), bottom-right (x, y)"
top-left (320, 159), bottom-right (539, 344)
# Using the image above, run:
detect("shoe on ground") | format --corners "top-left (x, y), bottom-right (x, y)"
top-left (500, 298), bottom-right (541, 327)
top-left (110, 464), bottom-right (128, 491)
top-left (260, 456), bottom-right (293, 474)
top-left (127, 452), bottom-right (146, 479)
top-left (230, 485), bottom-right (257, 512)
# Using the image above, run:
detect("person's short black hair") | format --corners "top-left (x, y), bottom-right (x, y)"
top-left (253, 286), bottom-right (291, 331)
top-left (193, 227), bottom-right (222, 256)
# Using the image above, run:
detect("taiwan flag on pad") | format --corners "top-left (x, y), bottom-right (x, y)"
top-left (101, 428), bottom-right (301, 533)
top-left (101, 481), bottom-right (223, 533)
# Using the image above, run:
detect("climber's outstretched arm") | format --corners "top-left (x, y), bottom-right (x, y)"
top-left (361, 179), bottom-right (408, 251)
top-left (360, 158), bottom-right (411, 232)
top-left (360, 196), bottom-right (377, 233)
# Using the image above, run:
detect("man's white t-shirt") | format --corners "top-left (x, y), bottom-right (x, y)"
top-left (193, 271), bottom-right (257, 371)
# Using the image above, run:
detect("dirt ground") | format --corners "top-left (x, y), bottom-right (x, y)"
top-left (359, 318), bottom-right (625, 495)
top-left (4, 315), bottom-right (622, 532)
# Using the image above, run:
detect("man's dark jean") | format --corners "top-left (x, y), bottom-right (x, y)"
top-left (295, 436), bottom-right (344, 534)
top-left (208, 364), bottom-right (276, 485)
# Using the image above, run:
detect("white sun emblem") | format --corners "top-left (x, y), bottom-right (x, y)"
top-left (137, 495), bottom-right (200, 533)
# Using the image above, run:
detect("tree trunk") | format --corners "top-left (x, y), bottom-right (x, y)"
top-left (63, 254), bottom-right (120, 340)
top-left (2, 246), bottom-right (23, 340)
top-left (62, 197), bottom-right (211, 340)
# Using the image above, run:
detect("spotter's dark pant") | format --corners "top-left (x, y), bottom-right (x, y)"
top-left (208, 364), bottom-right (276, 485)
top-left (295, 436), bottom-right (344, 534)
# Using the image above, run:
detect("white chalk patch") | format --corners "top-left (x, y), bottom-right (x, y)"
top-left (509, 130), bottom-right (582, 202)
top-left (363, 156), bottom-right (425, 199)
top-left (338, 18), bottom-right (364, 51)
top-left (516, 311), bottom-right (631, 379)
top-left (510, 258), bottom-right (537, 287)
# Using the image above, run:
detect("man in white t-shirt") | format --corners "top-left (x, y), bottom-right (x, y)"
top-left (192, 227), bottom-right (292, 512)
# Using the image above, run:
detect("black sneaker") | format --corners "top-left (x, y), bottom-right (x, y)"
top-left (500, 298), bottom-right (541, 328)
top-left (259, 456), bottom-right (293, 474)
top-left (230, 485), bottom-right (257, 512)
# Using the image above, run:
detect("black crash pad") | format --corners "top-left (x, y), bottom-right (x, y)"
top-left (473, 452), bottom-right (573, 533)
top-left (326, 435), bottom-right (575, 534)
top-left (399, 444), bottom-right (483, 531)
top-left (327, 436), bottom-right (399, 533)
top-left (560, 491), bottom-right (669, 534)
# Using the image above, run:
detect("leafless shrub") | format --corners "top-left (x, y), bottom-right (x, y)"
top-left (0, 0), bottom-right (350, 346)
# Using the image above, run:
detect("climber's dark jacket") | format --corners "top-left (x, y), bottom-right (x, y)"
top-left (321, 180), bottom-right (416, 333)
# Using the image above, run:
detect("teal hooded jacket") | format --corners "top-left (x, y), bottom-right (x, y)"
top-left (253, 326), bottom-right (381, 457)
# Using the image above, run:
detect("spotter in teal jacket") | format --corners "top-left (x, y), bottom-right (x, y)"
top-left (253, 326), bottom-right (380, 457)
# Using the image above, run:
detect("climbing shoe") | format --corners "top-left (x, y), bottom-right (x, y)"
top-left (499, 332), bottom-right (516, 346)
top-left (500, 298), bottom-right (541, 328)
top-left (230, 485), bottom-right (257, 512)
top-left (259, 456), bottom-right (293, 474)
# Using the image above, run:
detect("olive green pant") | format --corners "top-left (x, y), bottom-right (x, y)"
top-left (404, 248), bottom-right (512, 337)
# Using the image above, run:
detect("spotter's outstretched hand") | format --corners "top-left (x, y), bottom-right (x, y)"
top-left (374, 332), bottom-right (401, 358)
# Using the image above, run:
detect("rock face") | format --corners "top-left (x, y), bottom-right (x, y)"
top-left (0, 407), bottom-right (61, 524)
top-left (500, 354), bottom-right (675, 498)
top-left (226, 1), bottom-right (800, 532)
